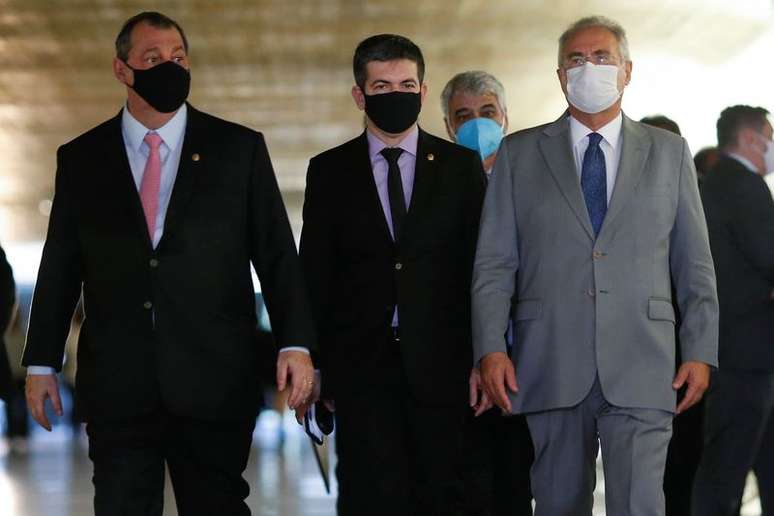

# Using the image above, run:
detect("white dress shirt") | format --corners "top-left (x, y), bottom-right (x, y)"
top-left (569, 112), bottom-right (623, 205)
top-left (726, 152), bottom-right (759, 174)
top-left (29, 105), bottom-right (304, 376)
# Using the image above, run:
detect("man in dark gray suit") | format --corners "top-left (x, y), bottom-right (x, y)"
top-left (472, 16), bottom-right (718, 515)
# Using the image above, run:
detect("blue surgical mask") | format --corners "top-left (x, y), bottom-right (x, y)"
top-left (455, 117), bottom-right (505, 161)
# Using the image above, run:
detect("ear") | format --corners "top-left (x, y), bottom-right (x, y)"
top-left (351, 85), bottom-right (366, 111)
top-left (419, 82), bottom-right (428, 105)
top-left (113, 57), bottom-right (132, 87)
top-left (623, 60), bottom-right (633, 86)
top-left (503, 114), bottom-right (509, 134)
top-left (557, 67), bottom-right (568, 95)
top-left (444, 117), bottom-right (456, 141)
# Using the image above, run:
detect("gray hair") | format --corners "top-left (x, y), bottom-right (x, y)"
top-left (440, 70), bottom-right (507, 119)
top-left (558, 16), bottom-right (630, 67)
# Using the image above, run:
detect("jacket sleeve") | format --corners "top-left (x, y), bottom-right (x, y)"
top-left (0, 245), bottom-right (15, 334)
top-left (22, 146), bottom-right (83, 370)
top-left (247, 133), bottom-right (317, 354)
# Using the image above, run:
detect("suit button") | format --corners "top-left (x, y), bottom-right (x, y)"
top-left (395, 262), bottom-right (403, 271)
top-left (593, 250), bottom-right (603, 260)
top-left (149, 258), bottom-right (159, 268)
top-left (586, 289), bottom-right (595, 297)
top-left (143, 301), bottom-right (153, 310)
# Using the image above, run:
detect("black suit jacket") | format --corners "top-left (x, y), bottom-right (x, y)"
top-left (701, 155), bottom-right (774, 371)
top-left (299, 129), bottom-right (485, 405)
top-left (0, 244), bottom-right (15, 400)
top-left (22, 105), bottom-right (315, 421)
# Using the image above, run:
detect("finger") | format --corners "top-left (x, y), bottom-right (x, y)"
top-left (493, 376), bottom-right (512, 413)
top-left (288, 373), bottom-right (306, 409)
top-left (505, 366), bottom-right (519, 393)
top-left (676, 382), bottom-right (701, 414)
top-left (49, 384), bottom-right (63, 417)
top-left (469, 376), bottom-right (479, 408)
top-left (323, 399), bottom-right (336, 412)
top-left (276, 358), bottom-right (288, 392)
top-left (295, 404), bottom-right (309, 424)
top-left (474, 391), bottom-right (492, 417)
top-left (672, 367), bottom-right (689, 390)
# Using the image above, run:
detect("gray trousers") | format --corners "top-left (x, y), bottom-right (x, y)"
top-left (525, 378), bottom-right (673, 516)
top-left (691, 369), bottom-right (774, 516)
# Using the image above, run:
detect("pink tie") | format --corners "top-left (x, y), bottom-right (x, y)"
top-left (139, 132), bottom-right (163, 241)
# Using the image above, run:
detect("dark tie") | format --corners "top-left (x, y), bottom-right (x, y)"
top-left (581, 132), bottom-right (607, 237)
top-left (381, 147), bottom-right (406, 241)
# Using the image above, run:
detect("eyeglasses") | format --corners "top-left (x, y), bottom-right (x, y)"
top-left (563, 52), bottom-right (620, 69)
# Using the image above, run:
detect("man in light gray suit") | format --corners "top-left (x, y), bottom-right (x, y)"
top-left (472, 16), bottom-right (718, 515)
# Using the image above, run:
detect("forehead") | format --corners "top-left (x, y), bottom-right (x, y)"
top-left (562, 26), bottom-right (619, 55)
top-left (129, 22), bottom-right (185, 54)
top-left (364, 59), bottom-right (419, 82)
top-left (448, 91), bottom-right (501, 112)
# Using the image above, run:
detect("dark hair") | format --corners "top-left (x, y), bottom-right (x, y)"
top-left (353, 34), bottom-right (424, 90)
top-left (115, 12), bottom-right (188, 62)
top-left (717, 105), bottom-right (770, 150)
top-left (640, 115), bottom-right (681, 136)
top-left (693, 147), bottom-right (720, 178)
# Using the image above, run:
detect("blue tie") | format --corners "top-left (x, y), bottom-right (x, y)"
top-left (581, 133), bottom-right (607, 237)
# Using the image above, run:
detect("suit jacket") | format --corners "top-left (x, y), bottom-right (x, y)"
top-left (22, 104), bottom-right (315, 421)
top-left (472, 113), bottom-right (719, 414)
top-left (701, 155), bottom-right (774, 371)
top-left (0, 244), bottom-right (15, 400)
top-left (299, 129), bottom-right (485, 405)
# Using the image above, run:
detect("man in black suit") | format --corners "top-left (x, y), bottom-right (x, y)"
top-left (298, 34), bottom-right (486, 515)
top-left (693, 105), bottom-right (774, 515)
top-left (0, 244), bottom-right (14, 403)
top-left (22, 12), bottom-right (315, 516)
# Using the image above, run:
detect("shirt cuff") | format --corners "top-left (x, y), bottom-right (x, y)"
top-left (279, 346), bottom-right (309, 355)
top-left (27, 366), bottom-right (56, 375)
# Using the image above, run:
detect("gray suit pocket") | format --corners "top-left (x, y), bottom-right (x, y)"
top-left (648, 298), bottom-right (676, 323)
top-left (514, 299), bottom-right (543, 321)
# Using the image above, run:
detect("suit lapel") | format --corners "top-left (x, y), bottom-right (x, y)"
top-left (157, 104), bottom-right (205, 253)
top-left (538, 116), bottom-right (595, 240)
top-left (598, 115), bottom-right (651, 242)
top-left (403, 128), bottom-right (438, 241)
top-left (102, 110), bottom-right (154, 250)
top-left (351, 132), bottom-right (395, 247)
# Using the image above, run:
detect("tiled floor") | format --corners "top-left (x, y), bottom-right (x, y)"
top-left (0, 409), bottom-right (763, 515)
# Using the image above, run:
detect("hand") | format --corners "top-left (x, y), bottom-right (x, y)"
top-left (294, 370), bottom-right (322, 424)
top-left (673, 360), bottom-right (710, 414)
top-left (276, 350), bottom-right (315, 411)
top-left (25, 374), bottom-right (63, 431)
top-left (480, 352), bottom-right (518, 413)
top-left (469, 367), bottom-right (493, 416)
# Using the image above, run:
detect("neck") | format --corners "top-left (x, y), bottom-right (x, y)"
top-left (366, 120), bottom-right (416, 147)
top-left (568, 101), bottom-right (622, 131)
top-left (727, 147), bottom-right (765, 175)
top-left (126, 93), bottom-right (178, 130)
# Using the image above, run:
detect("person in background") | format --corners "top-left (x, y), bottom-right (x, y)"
top-left (22, 11), bottom-right (315, 516)
top-left (0, 243), bottom-right (15, 410)
top-left (694, 147), bottom-right (720, 184)
top-left (640, 114), bottom-right (681, 136)
top-left (693, 105), bottom-right (774, 516)
top-left (473, 16), bottom-right (718, 515)
top-left (298, 34), bottom-right (486, 515)
top-left (441, 70), bottom-right (534, 516)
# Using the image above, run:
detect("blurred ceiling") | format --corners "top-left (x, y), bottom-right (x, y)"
top-left (0, 0), bottom-right (771, 243)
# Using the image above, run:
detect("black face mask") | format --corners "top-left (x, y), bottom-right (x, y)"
top-left (126, 60), bottom-right (191, 113)
top-left (364, 91), bottom-right (421, 134)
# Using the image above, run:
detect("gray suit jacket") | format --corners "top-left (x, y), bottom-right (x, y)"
top-left (472, 113), bottom-right (718, 414)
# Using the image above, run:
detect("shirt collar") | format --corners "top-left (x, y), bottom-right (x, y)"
top-left (367, 125), bottom-right (419, 161)
top-left (569, 111), bottom-right (623, 150)
top-left (726, 152), bottom-right (759, 174)
top-left (121, 103), bottom-right (188, 153)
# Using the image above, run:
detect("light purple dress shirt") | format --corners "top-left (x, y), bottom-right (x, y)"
top-left (366, 126), bottom-right (418, 326)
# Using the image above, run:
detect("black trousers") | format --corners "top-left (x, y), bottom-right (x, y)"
top-left (663, 390), bottom-right (704, 516)
top-left (692, 369), bottom-right (774, 516)
top-left (333, 330), bottom-right (468, 516)
top-left (461, 409), bottom-right (534, 516)
top-left (87, 409), bottom-right (256, 516)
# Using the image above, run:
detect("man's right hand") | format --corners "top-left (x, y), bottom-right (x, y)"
top-left (25, 374), bottom-right (63, 431)
top-left (480, 351), bottom-right (518, 413)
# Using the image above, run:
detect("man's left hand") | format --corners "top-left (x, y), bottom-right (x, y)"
top-left (276, 350), bottom-right (315, 410)
top-left (672, 360), bottom-right (711, 414)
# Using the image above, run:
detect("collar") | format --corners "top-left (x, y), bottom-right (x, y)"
top-left (367, 125), bottom-right (419, 160)
top-left (121, 103), bottom-right (188, 153)
top-left (725, 152), bottom-right (759, 174)
top-left (569, 111), bottom-right (623, 149)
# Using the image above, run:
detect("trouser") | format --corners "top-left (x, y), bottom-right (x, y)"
top-left (87, 409), bottom-right (256, 516)
top-left (526, 377), bottom-right (673, 516)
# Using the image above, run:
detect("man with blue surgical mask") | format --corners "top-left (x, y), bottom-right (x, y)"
top-left (443, 71), bottom-right (508, 177)
top-left (441, 70), bottom-right (534, 516)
